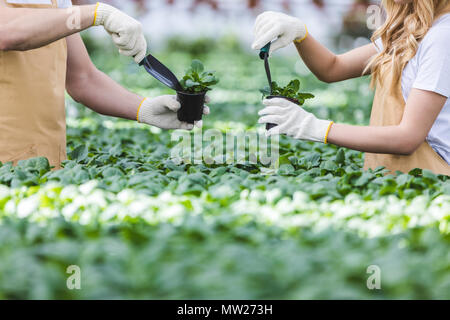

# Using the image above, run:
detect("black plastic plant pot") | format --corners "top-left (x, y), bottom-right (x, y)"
top-left (176, 91), bottom-right (206, 124)
top-left (265, 95), bottom-right (300, 130)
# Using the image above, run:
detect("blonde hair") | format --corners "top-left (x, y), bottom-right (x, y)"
top-left (367, 0), bottom-right (450, 92)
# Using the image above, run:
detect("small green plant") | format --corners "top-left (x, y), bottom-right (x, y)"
top-left (180, 59), bottom-right (219, 93)
top-left (260, 79), bottom-right (315, 105)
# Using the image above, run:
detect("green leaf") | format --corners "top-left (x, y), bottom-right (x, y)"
top-left (422, 169), bottom-right (438, 182)
top-left (69, 145), bottom-right (88, 162)
top-left (335, 149), bottom-right (346, 165)
top-left (278, 164), bottom-right (295, 175)
top-left (191, 59), bottom-right (204, 73)
top-left (396, 174), bottom-right (412, 187)
top-left (102, 167), bottom-right (124, 178)
top-left (322, 160), bottom-right (338, 171)
top-left (297, 93), bottom-right (315, 100)
top-left (288, 79), bottom-right (300, 92)
top-left (185, 79), bottom-right (200, 88)
top-left (443, 181), bottom-right (450, 195)
top-left (354, 172), bottom-right (372, 187)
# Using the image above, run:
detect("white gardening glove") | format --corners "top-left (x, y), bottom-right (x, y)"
top-left (258, 98), bottom-right (333, 143)
top-left (252, 11), bottom-right (308, 56)
top-left (94, 3), bottom-right (147, 63)
top-left (137, 95), bottom-right (210, 130)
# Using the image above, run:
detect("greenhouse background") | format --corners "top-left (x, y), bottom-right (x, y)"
top-left (75, 0), bottom-right (377, 49)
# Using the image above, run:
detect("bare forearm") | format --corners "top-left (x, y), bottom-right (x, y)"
top-left (294, 36), bottom-right (377, 83)
top-left (0, 5), bottom-right (96, 51)
top-left (294, 35), bottom-right (338, 83)
top-left (68, 68), bottom-right (143, 121)
top-left (327, 123), bottom-right (420, 155)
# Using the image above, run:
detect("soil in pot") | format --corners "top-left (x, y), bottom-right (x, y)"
top-left (176, 91), bottom-right (206, 124)
top-left (265, 95), bottom-right (300, 130)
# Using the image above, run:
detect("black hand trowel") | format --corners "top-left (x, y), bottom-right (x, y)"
top-left (140, 54), bottom-right (205, 124)
top-left (139, 54), bottom-right (184, 92)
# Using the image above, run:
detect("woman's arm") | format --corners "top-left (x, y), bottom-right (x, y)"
top-left (259, 89), bottom-right (446, 156)
top-left (252, 11), bottom-right (378, 84)
top-left (327, 88), bottom-right (447, 155)
top-left (295, 36), bottom-right (377, 83)
top-left (0, 4), bottom-right (96, 51)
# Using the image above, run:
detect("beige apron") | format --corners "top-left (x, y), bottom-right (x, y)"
top-left (0, 0), bottom-right (67, 169)
top-left (364, 63), bottom-right (450, 176)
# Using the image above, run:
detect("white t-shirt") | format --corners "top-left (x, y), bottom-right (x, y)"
top-left (374, 14), bottom-right (450, 165)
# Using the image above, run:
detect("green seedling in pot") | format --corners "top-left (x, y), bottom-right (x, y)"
top-left (177, 60), bottom-right (219, 124)
top-left (139, 54), bottom-right (219, 124)
top-left (260, 79), bottom-right (314, 105)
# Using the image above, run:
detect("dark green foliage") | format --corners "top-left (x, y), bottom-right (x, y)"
top-left (0, 216), bottom-right (448, 299)
top-left (260, 80), bottom-right (315, 105)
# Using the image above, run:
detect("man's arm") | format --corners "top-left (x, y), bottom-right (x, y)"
top-left (66, 34), bottom-right (142, 120)
top-left (0, 2), bottom-right (146, 63)
top-left (65, 34), bottom-right (203, 130)
top-left (0, 4), bottom-right (96, 51)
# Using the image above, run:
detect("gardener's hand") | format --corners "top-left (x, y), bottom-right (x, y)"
top-left (252, 11), bottom-right (308, 56)
top-left (258, 98), bottom-right (332, 143)
top-left (94, 3), bottom-right (147, 63)
top-left (137, 95), bottom-right (210, 130)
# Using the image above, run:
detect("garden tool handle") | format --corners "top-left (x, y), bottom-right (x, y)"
top-left (259, 42), bottom-right (273, 92)
top-left (259, 43), bottom-right (276, 130)
top-left (259, 43), bottom-right (271, 60)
